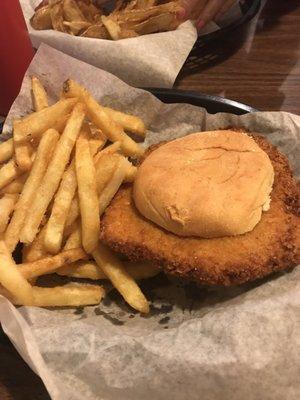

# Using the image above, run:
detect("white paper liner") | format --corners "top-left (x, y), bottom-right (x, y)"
top-left (20, 0), bottom-right (198, 88)
top-left (0, 45), bottom-right (299, 400)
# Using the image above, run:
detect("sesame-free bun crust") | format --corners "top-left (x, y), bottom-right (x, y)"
top-left (133, 130), bottom-right (274, 238)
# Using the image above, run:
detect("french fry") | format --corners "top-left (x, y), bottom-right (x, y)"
top-left (0, 158), bottom-right (23, 190)
top-left (101, 15), bottom-right (121, 40)
top-left (98, 156), bottom-right (128, 215)
top-left (76, 132), bottom-right (100, 253)
top-left (64, 196), bottom-right (80, 236)
top-left (44, 159), bottom-right (77, 254)
top-left (13, 98), bottom-right (77, 144)
top-left (63, 0), bottom-right (87, 22)
top-left (57, 260), bottom-right (104, 279)
top-left (89, 139), bottom-right (106, 157)
top-left (0, 139), bottom-right (14, 164)
top-left (31, 76), bottom-right (49, 111)
top-left (30, 5), bottom-right (52, 30)
top-left (103, 107), bottom-right (146, 137)
top-left (82, 122), bottom-right (106, 157)
top-left (77, 0), bottom-right (103, 22)
top-left (13, 136), bottom-right (33, 171)
top-left (0, 241), bottom-right (33, 305)
top-left (93, 141), bottom-right (121, 165)
top-left (0, 174), bottom-right (28, 195)
top-left (81, 24), bottom-right (109, 39)
top-left (0, 77), bottom-right (151, 312)
top-left (64, 224), bottom-right (82, 250)
top-left (93, 244), bottom-right (149, 313)
top-left (20, 103), bottom-right (86, 244)
top-left (95, 153), bottom-right (120, 195)
top-left (19, 248), bottom-right (87, 280)
top-left (89, 122), bottom-right (106, 141)
top-left (0, 194), bottom-right (19, 233)
top-left (22, 225), bottom-right (48, 263)
top-left (63, 80), bottom-right (143, 158)
top-left (124, 163), bottom-right (137, 182)
top-left (50, 1), bottom-right (67, 32)
top-left (57, 260), bottom-right (160, 280)
top-left (5, 129), bottom-right (59, 252)
top-left (8, 285), bottom-right (104, 307)
top-left (63, 20), bottom-right (91, 35)
top-left (31, 285), bottom-right (104, 307)
top-left (53, 112), bottom-right (70, 133)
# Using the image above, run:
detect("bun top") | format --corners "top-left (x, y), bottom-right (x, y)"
top-left (133, 130), bottom-right (274, 238)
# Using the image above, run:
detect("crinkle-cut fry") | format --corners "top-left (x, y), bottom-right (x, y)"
top-left (19, 248), bottom-right (87, 280)
top-left (64, 223), bottom-right (82, 250)
top-left (0, 194), bottom-right (19, 234)
top-left (31, 76), bottom-right (49, 111)
top-left (13, 98), bottom-right (77, 144)
top-left (76, 131), bottom-right (100, 253)
top-left (0, 158), bottom-right (23, 190)
top-left (20, 103), bottom-right (86, 244)
top-left (64, 196), bottom-right (80, 236)
top-left (44, 159), bottom-right (77, 254)
top-left (5, 129), bottom-right (59, 252)
top-left (63, 80), bottom-right (143, 158)
top-left (0, 138), bottom-right (14, 164)
top-left (95, 153), bottom-right (120, 195)
top-left (0, 241), bottom-right (33, 305)
top-left (6, 284), bottom-right (104, 307)
top-left (22, 225), bottom-right (48, 263)
top-left (93, 244), bottom-right (149, 313)
top-left (57, 260), bottom-right (160, 280)
top-left (99, 156), bottom-right (128, 216)
top-left (93, 141), bottom-right (121, 164)
top-left (0, 174), bottom-right (28, 195)
top-left (103, 107), bottom-right (146, 137)
top-left (101, 15), bottom-right (121, 40)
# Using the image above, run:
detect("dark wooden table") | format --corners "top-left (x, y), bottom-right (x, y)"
top-left (176, 1), bottom-right (300, 114)
top-left (1, 1), bottom-right (300, 399)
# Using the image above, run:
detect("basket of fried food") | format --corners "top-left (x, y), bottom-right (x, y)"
top-left (30, 0), bottom-right (182, 40)
top-left (0, 76), bottom-right (158, 313)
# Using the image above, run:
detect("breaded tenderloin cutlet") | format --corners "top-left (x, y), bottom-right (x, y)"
top-left (100, 135), bottom-right (300, 286)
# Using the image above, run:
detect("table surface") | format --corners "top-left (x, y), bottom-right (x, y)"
top-left (1, 1), bottom-right (300, 399)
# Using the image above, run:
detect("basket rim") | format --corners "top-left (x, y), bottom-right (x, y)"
top-left (195, 0), bottom-right (262, 44)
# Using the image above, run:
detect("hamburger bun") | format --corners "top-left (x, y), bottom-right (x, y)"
top-left (133, 130), bottom-right (274, 238)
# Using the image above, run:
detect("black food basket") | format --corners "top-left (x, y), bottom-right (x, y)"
top-left (184, 0), bottom-right (262, 72)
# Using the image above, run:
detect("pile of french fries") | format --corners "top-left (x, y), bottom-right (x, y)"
top-left (31, 0), bottom-right (181, 40)
top-left (0, 77), bottom-right (158, 313)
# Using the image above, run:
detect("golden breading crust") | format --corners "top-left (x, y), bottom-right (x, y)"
top-left (100, 135), bottom-right (300, 286)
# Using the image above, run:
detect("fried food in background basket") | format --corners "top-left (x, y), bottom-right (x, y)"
top-left (31, 0), bottom-right (182, 40)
